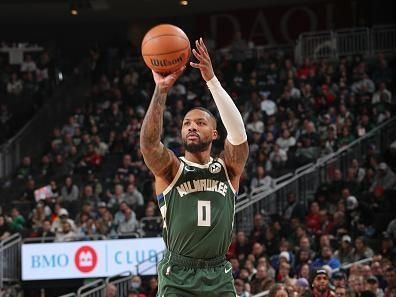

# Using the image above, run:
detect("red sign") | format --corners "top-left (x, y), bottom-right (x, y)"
top-left (195, 2), bottom-right (355, 47)
top-left (74, 246), bottom-right (98, 273)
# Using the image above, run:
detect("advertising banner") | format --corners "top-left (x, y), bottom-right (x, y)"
top-left (22, 238), bottom-right (165, 280)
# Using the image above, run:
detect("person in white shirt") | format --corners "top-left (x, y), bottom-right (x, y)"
top-left (260, 95), bottom-right (277, 116)
top-left (55, 221), bottom-right (77, 242)
top-left (250, 165), bottom-right (273, 191)
top-left (372, 82), bottom-right (392, 104)
top-left (20, 54), bottom-right (37, 73)
top-left (276, 129), bottom-right (296, 152)
top-left (6, 73), bottom-right (23, 95)
top-left (286, 79), bottom-right (301, 99)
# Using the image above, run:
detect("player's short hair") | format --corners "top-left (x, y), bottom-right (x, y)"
top-left (187, 107), bottom-right (217, 129)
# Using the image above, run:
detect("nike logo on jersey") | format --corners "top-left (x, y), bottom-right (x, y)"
top-left (185, 166), bottom-right (196, 172)
top-left (225, 266), bottom-right (232, 273)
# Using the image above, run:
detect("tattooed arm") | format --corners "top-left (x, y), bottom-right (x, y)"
top-left (140, 68), bottom-right (184, 192)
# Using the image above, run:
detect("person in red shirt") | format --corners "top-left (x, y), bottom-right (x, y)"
top-left (305, 201), bottom-right (321, 233)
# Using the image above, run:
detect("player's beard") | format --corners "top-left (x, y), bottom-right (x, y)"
top-left (183, 139), bottom-right (211, 153)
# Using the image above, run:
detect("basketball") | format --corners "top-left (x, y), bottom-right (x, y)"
top-left (141, 24), bottom-right (190, 74)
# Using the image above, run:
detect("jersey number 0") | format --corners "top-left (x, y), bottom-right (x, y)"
top-left (197, 200), bottom-right (211, 227)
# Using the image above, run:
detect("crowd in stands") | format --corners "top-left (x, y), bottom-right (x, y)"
top-left (0, 42), bottom-right (57, 143)
top-left (0, 37), bottom-right (395, 297)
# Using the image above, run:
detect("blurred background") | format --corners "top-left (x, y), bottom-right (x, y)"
top-left (0, 0), bottom-right (395, 296)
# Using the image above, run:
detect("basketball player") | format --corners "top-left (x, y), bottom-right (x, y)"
top-left (140, 38), bottom-right (248, 297)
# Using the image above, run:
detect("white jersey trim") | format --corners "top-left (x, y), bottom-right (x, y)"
top-left (179, 156), bottom-right (213, 168)
top-left (162, 162), bottom-right (184, 196)
top-left (217, 158), bottom-right (236, 194)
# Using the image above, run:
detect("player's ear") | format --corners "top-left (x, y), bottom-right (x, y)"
top-left (212, 129), bottom-right (218, 140)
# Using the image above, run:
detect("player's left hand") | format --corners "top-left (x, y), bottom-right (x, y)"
top-left (190, 37), bottom-right (215, 82)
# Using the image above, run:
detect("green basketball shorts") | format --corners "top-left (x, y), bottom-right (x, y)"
top-left (157, 251), bottom-right (236, 297)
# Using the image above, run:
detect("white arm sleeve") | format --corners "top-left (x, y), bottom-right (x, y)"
top-left (207, 76), bottom-right (247, 145)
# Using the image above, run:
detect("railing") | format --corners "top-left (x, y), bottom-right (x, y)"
top-left (58, 294), bottom-right (77, 297)
top-left (105, 271), bottom-right (132, 297)
top-left (77, 279), bottom-right (106, 297)
top-left (332, 257), bottom-right (373, 272)
top-left (136, 249), bottom-right (165, 275)
top-left (23, 234), bottom-right (107, 243)
top-left (253, 289), bottom-right (271, 297)
top-left (0, 233), bottom-right (22, 288)
top-left (235, 116), bottom-right (396, 233)
top-left (295, 24), bottom-right (396, 63)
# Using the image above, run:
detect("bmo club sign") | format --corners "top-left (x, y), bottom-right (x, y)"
top-left (22, 238), bottom-right (165, 280)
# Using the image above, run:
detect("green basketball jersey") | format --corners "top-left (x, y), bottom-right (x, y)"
top-left (157, 157), bottom-right (236, 259)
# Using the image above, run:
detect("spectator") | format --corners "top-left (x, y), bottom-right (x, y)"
top-left (105, 283), bottom-right (117, 297)
top-left (305, 201), bottom-right (321, 234)
top-left (369, 163), bottom-right (396, 191)
top-left (276, 261), bottom-right (292, 283)
top-left (116, 203), bottom-right (139, 236)
top-left (386, 219), bottom-right (396, 240)
top-left (30, 200), bottom-right (48, 231)
top-left (129, 275), bottom-right (146, 296)
top-left (249, 213), bottom-right (267, 245)
top-left (124, 183), bottom-right (144, 211)
top-left (268, 283), bottom-right (290, 297)
top-left (250, 165), bottom-right (273, 191)
top-left (80, 184), bottom-right (100, 207)
top-left (107, 184), bottom-right (127, 210)
top-left (334, 235), bottom-right (355, 264)
top-left (332, 271), bottom-right (347, 289)
top-left (36, 220), bottom-right (55, 242)
top-left (139, 205), bottom-right (161, 237)
top-left (55, 221), bottom-right (77, 242)
top-left (0, 215), bottom-right (11, 240)
top-left (299, 263), bottom-right (311, 280)
top-left (246, 111), bottom-right (265, 135)
top-left (311, 246), bottom-right (341, 270)
top-left (146, 276), bottom-right (158, 297)
top-left (372, 82), bottom-right (392, 105)
top-left (250, 264), bottom-right (275, 294)
top-left (310, 268), bottom-right (331, 297)
top-left (384, 266), bottom-right (396, 294)
top-left (236, 230), bottom-right (250, 261)
top-left (51, 208), bottom-right (76, 233)
top-left (8, 207), bottom-right (26, 233)
top-left (60, 176), bottom-right (79, 216)
top-left (335, 287), bottom-right (350, 297)
top-left (229, 31), bottom-right (248, 62)
top-left (257, 256), bottom-right (276, 279)
top-left (349, 275), bottom-right (365, 297)
top-left (96, 204), bottom-right (115, 236)
top-left (295, 278), bottom-right (310, 297)
top-left (276, 129), bottom-right (296, 152)
top-left (6, 72), bottom-right (23, 95)
top-left (261, 94), bottom-right (277, 116)
top-left (20, 54), bottom-right (37, 73)
top-left (352, 237), bottom-right (375, 262)
top-left (16, 156), bottom-right (33, 180)
top-left (235, 278), bottom-right (251, 297)
top-left (244, 259), bottom-right (257, 282)
top-left (365, 275), bottom-right (384, 297)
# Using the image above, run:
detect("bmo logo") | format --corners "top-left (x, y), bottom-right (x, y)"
top-left (74, 245), bottom-right (97, 273)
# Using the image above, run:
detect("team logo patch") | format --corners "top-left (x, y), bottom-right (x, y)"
top-left (209, 162), bottom-right (221, 174)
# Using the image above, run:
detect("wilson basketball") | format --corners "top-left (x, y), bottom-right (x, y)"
top-left (141, 24), bottom-right (190, 74)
